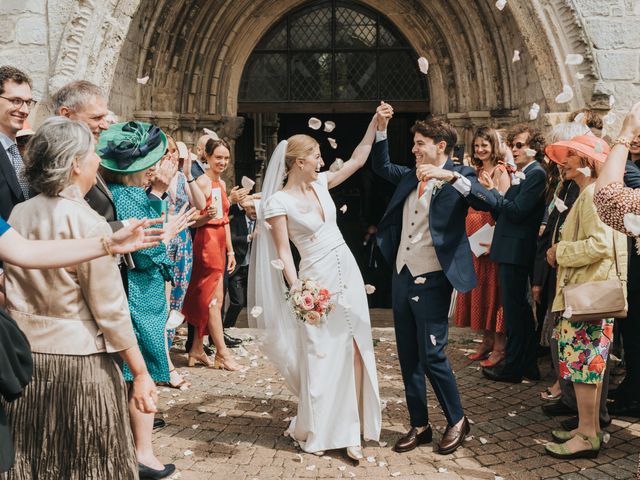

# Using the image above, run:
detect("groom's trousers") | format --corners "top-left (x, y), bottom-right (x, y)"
top-left (392, 266), bottom-right (464, 427)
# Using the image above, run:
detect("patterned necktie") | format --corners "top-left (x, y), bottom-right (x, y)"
top-left (418, 179), bottom-right (428, 198)
top-left (8, 144), bottom-right (29, 199)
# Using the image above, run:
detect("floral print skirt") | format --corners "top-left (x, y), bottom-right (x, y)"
top-left (555, 316), bottom-right (614, 384)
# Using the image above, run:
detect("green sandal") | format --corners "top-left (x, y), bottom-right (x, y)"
top-left (551, 430), bottom-right (607, 444)
top-left (545, 433), bottom-right (601, 459)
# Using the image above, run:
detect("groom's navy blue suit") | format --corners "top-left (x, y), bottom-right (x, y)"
top-left (372, 138), bottom-right (487, 428)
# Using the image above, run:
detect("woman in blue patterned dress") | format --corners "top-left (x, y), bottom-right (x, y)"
top-left (98, 121), bottom-right (189, 479)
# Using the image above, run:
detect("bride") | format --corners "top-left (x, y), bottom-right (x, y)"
top-left (249, 116), bottom-right (381, 459)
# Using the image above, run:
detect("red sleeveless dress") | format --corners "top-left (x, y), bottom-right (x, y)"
top-left (182, 179), bottom-right (229, 337)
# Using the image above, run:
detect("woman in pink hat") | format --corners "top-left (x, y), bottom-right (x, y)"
top-left (543, 135), bottom-right (627, 459)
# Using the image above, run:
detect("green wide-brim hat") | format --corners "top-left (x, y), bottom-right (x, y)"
top-left (97, 121), bottom-right (167, 174)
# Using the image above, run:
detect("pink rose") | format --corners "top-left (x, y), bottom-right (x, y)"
top-left (304, 311), bottom-right (321, 325)
top-left (300, 294), bottom-right (315, 311)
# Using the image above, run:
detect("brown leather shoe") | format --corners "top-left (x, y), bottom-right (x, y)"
top-left (393, 425), bottom-right (433, 453)
top-left (437, 416), bottom-right (470, 455)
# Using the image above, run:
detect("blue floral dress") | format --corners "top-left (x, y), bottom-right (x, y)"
top-left (167, 173), bottom-right (193, 344)
top-left (109, 184), bottom-right (174, 383)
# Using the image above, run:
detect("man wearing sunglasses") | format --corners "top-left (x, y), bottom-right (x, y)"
top-left (0, 66), bottom-right (34, 221)
top-left (469, 124), bottom-right (548, 384)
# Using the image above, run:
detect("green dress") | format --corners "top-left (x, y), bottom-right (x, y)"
top-left (109, 184), bottom-right (174, 383)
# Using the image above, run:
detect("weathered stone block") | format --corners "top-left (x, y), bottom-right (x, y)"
top-left (573, 0), bottom-right (614, 17)
top-left (596, 50), bottom-right (639, 80)
top-left (0, 17), bottom-right (15, 43)
top-left (585, 18), bottom-right (640, 49)
top-left (16, 16), bottom-right (47, 45)
top-left (0, 0), bottom-right (46, 15)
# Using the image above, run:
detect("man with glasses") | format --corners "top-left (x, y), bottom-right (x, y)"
top-left (469, 124), bottom-right (548, 383)
top-left (0, 66), bottom-right (34, 221)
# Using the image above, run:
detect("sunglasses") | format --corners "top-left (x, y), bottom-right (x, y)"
top-left (511, 142), bottom-right (527, 149)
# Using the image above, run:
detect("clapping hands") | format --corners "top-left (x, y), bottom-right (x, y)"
top-left (163, 204), bottom-right (197, 244)
top-left (479, 171), bottom-right (495, 189)
top-left (110, 217), bottom-right (165, 254)
top-left (229, 186), bottom-right (250, 205)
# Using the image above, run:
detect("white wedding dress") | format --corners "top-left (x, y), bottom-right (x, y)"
top-left (260, 172), bottom-right (381, 452)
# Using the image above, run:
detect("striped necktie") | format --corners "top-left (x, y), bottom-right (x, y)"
top-left (8, 144), bottom-right (29, 199)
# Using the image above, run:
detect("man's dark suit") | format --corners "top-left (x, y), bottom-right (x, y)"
top-left (372, 139), bottom-right (487, 428)
top-left (0, 146), bottom-right (25, 221)
top-left (223, 204), bottom-right (253, 329)
top-left (469, 161), bottom-right (546, 379)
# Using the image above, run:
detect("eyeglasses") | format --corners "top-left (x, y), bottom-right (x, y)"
top-left (510, 142), bottom-right (527, 149)
top-left (0, 95), bottom-right (37, 110)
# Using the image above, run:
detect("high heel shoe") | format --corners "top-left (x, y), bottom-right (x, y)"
top-left (479, 350), bottom-right (505, 368)
top-left (545, 433), bottom-right (601, 459)
top-left (346, 445), bottom-right (364, 462)
top-left (213, 354), bottom-right (242, 371)
top-left (467, 344), bottom-right (492, 361)
top-left (187, 352), bottom-right (214, 368)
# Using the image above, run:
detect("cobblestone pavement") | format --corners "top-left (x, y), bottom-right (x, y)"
top-left (156, 312), bottom-right (640, 480)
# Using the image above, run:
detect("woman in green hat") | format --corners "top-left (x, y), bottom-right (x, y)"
top-left (98, 120), bottom-right (186, 479)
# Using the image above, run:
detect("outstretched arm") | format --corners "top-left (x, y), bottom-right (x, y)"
top-left (0, 218), bottom-right (163, 269)
top-left (370, 102), bottom-right (411, 185)
top-left (326, 115), bottom-right (377, 189)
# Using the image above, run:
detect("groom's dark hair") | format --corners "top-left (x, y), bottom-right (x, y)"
top-left (411, 119), bottom-right (458, 155)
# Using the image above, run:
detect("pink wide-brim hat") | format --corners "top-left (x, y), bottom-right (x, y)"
top-left (545, 134), bottom-right (609, 165)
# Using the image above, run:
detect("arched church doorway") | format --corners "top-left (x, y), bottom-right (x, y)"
top-left (237, 1), bottom-right (433, 306)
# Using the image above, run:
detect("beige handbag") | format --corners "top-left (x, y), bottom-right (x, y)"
top-left (560, 216), bottom-right (627, 323)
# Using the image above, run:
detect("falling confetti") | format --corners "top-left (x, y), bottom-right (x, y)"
top-left (624, 213), bottom-right (640, 235)
top-left (528, 103), bottom-right (540, 120)
top-left (554, 196), bottom-right (568, 213)
top-left (308, 117), bottom-right (322, 130)
top-left (203, 128), bottom-right (219, 140)
top-left (564, 53), bottom-right (584, 65)
top-left (577, 167), bottom-right (591, 177)
top-left (609, 95), bottom-right (616, 108)
top-left (328, 137), bottom-right (338, 149)
top-left (410, 232), bottom-right (424, 244)
top-left (209, 298), bottom-right (218, 307)
top-left (136, 75), bottom-right (150, 85)
top-left (514, 171), bottom-right (527, 180)
top-left (411, 296), bottom-right (420, 302)
top-left (340, 204), bottom-right (348, 214)
top-left (414, 276), bottom-right (426, 285)
top-left (563, 305), bottom-right (573, 319)
top-left (524, 148), bottom-right (537, 157)
top-left (323, 121), bottom-right (336, 133)
top-left (555, 84), bottom-right (574, 104)
top-left (270, 259), bottom-right (285, 270)
top-left (575, 72), bottom-right (585, 80)
top-left (365, 284), bottom-right (376, 294)
top-left (573, 112), bottom-right (585, 124)
top-left (512, 50), bottom-right (520, 63)
top-left (329, 158), bottom-right (344, 172)
top-left (250, 306), bottom-right (263, 318)
top-left (430, 334), bottom-right (437, 346)
top-left (603, 111), bottom-right (616, 126)
top-left (241, 176), bottom-right (255, 191)
top-left (495, 0), bottom-right (507, 10)
top-left (417, 57), bottom-right (429, 75)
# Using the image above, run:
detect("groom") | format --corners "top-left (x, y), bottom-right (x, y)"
top-left (372, 103), bottom-right (486, 455)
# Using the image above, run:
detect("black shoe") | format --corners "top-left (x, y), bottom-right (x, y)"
top-left (524, 363), bottom-right (541, 381)
top-left (482, 365), bottom-right (522, 383)
top-left (153, 417), bottom-right (166, 430)
top-left (560, 416), bottom-right (611, 431)
top-left (542, 401), bottom-right (576, 417)
top-left (203, 344), bottom-right (215, 356)
top-left (138, 463), bottom-right (176, 479)
top-left (224, 332), bottom-right (242, 348)
top-left (609, 398), bottom-right (640, 418)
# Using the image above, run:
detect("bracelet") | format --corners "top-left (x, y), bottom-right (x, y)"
top-left (101, 236), bottom-right (115, 257)
top-left (187, 177), bottom-right (195, 183)
top-left (614, 137), bottom-right (632, 149)
top-left (227, 252), bottom-right (235, 256)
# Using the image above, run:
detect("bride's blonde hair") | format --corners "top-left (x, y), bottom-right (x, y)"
top-left (285, 134), bottom-right (318, 175)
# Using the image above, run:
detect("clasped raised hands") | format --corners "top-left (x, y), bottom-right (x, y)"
top-left (375, 101), bottom-right (394, 131)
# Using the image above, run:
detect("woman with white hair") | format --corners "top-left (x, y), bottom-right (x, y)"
top-left (2, 117), bottom-right (162, 479)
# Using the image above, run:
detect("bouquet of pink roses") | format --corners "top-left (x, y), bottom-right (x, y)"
top-left (286, 278), bottom-right (334, 326)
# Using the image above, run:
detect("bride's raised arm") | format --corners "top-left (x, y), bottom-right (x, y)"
top-left (326, 114), bottom-right (378, 189)
top-left (266, 215), bottom-right (298, 287)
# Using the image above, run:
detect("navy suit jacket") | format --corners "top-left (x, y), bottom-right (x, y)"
top-left (469, 161), bottom-right (546, 267)
top-left (371, 139), bottom-right (487, 293)
top-left (0, 146), bottom-right (25, 221)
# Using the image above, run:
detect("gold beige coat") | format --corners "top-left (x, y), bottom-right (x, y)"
top-left (5, 185), bottom-right (137, 355)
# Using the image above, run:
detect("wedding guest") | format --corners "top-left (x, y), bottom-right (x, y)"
top-left (544, 134), bottom-right (627, 459)
top-left (2, 117), bottom-right (167, 479)
top-left (594, 102), bottom-right (640, 418)
top-left (0, 66), bottom-right (32, 221)
top-left (455, 127), bottom-right (510, 367)
top-left (183, 138), bottom-right (240, 370)
top-left (223, 196), bottom-right (258, 340)
top-left (98, 121), bottom-right (189, 479)
top-left (470, 124), bottom-right (547, 383)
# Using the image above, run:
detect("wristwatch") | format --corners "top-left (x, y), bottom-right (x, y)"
top-left (448, 171), bottom-right (461, 184)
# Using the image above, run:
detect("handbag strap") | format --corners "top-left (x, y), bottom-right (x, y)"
top-left (559, 193), bottom-right (621, 288)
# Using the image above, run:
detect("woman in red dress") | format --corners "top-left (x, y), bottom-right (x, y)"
top-left (182, 138), bottom-right (240, 371)
top-left (455, 127), bottom-right (511, 367)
